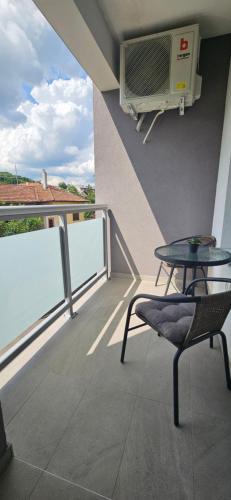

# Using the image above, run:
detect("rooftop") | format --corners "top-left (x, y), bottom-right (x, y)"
top-left (0, 183), bottom-right (86, 204)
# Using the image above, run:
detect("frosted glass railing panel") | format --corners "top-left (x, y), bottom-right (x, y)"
top-left (0, 227), bottom-right (64, 351)
top-left (68, 218), bottom-right (104, 291)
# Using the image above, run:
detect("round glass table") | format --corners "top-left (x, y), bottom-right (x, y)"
top-left (154, 244), bottom-right (231, 293)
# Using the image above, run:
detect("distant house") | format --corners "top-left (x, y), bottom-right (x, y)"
top-left (0, 171), bottom-right (87, 227)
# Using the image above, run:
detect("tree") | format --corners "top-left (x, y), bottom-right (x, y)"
top-left (58, 182), bottom-right (67, 190)
top-left (84, 185), bottom-right (95, 220)
top-left (58, 182), bottom-right (80, 196)
top-left (0, 171), bottom-right (34, 184)
top-left (85, 185), bottom-right (95, 203)
top-left (0, 173), bottom-right (42, 237)
top-left (0, 217), bottom-right (43, 237)
top-left (67, 184), bottom-right (80, 195)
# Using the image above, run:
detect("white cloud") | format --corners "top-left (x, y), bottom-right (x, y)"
top-left (31, 77), bottom-right (92, 106)
top-left (47, 175), bottom-right (94, 190)
top-left (0, 0), bottom-right (85, 126)
top-left (0, 76), bottom-right (94, 183)
top-left (0, 0), bottom-right (94, 186)
top-left (0, 0), bottom-right (44, 125)
top-left (45, 152), bottom-right (95, 187)
top-left (46, 175), bottom-right (67, 187)
top-left (65, 146), bottom-right (79, 156)
top-left (48, 152), bottom-right (94, 176)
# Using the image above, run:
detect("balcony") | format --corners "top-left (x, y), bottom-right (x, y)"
top-left (0, 205), bottom-right (231, 499)
top-left (0, 0), bottom-right (231, 495)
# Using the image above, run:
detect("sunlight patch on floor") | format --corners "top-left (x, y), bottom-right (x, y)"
top-left (86, 299), bottom-right (124, 355)
top-left (87, 278), bottom-right (176, 353)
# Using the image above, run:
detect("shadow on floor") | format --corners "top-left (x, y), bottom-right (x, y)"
top-left (1, 278), bottom-right (231, 500)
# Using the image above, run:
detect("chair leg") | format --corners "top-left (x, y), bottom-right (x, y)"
top-left (210, 336), bottom-right (213, 349)
top-left (201, 267), bottom-right (209, 295)
top-left (120, 301), bottom-right (133, 363)
top-left (155, 261), bottom-right (163, 286)
top-left (165, 264), bottom-right (175, 295)
top-left (219, 332), bottom-right (231, 390)
top-left (173, 348), bottom-right (183, 426)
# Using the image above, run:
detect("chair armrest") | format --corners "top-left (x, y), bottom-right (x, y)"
top-left (128, 293), bottom-right (200, 311)
top-left (185, 277), bottom-right (231, 296)
top-left (170, 235), bottom-right (195, 245)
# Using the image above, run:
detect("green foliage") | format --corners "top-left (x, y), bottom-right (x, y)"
top-left (84, 185), bottom-right (95, 220)
top-left (0, 173), bottom-right (42, 236)
top-left (0, 217), bottom-right (43, 237)
top-left (85, 185), bottom-right (95, 203)
top-left (0, 171), bottom-right (34, 184)
top-left (58, 181), bottom-right (80, 196)
top-left (188, 238), bottom-right (201, 245)
top-left (58, 181), bottom-right (67, 190)
top-left (67, 184), bottom-right (80, 195)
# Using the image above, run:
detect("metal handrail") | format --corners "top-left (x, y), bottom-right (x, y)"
top-left (0, 203), bottom-right (107, 221)
top-left (0, 203), bottom-right (110, 370)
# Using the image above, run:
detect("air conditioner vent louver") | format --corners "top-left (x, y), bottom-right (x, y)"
top-left (125, 36), bottom-right (171, 98)
top-left (120, 24), bottom-right (202, 116)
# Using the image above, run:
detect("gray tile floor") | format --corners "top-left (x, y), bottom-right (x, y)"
top-left (1, 278), bottom-right (231, 499)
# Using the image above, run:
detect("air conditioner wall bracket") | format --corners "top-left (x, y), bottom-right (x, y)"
top-left (179, 97), bottom-right (185, 116)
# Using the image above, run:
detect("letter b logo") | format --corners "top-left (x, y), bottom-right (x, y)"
top-left (180, 38), bottom-right (188, 51)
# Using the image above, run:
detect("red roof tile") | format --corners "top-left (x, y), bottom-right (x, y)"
top-left (0, 183), bottom-right (87, 204)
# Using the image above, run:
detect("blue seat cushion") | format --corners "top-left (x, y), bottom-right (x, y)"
top-left (135, 294), bottom-right (196, 346)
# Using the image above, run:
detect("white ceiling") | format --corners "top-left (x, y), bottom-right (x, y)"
top-left (98, 0), bottom-right (231, 40)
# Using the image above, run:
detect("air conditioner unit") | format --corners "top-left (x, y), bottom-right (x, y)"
top-left (120, 24), bottom-right (202, 118)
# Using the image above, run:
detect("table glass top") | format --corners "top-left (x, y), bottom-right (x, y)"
top-left (155, 244), bottom-right (231, 266)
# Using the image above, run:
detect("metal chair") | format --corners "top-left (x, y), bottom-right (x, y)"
top-left (155, 234), bottom-right (216, 295)
top-left (120, 277), bottom-right (231, 426)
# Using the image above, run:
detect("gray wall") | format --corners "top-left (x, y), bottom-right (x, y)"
top-left (74, 0), bottom-right (118, 80)
top-left (94, 35), bottom-right (231, 277)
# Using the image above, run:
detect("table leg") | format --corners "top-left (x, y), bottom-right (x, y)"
top-left (191, 266), bottom-right (197, 296)
top-left (182, 267), bottom-right (187, 293)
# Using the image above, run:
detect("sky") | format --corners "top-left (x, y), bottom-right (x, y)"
top-left (0, 0), bottom-right (94, 188)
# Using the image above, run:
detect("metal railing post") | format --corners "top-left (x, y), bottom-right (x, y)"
top-left (0, 203), bottom-right (108, 369)
top-left (103, 209), bottom-right (111, 280)
top-left (59, 214), bottom-right (76, 318)
top-left (0, 404), bottom-right (7, 458)
top-left (0, 402), bottom-right (13, 474)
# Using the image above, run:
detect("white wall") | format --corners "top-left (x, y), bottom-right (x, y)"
top-left (212, 59), bottom-right (231, 355)
top-left (212, 61), bottom-right (231, 247)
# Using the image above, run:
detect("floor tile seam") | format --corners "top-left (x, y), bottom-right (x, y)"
top-left (191, 407), bottom-right (231, 425)
top-left (4, 368), bottom-right (48, 428)
top-left (42, 380), bottom-right (92, 475)
top-left (190, 378), bottom-right (229, 390)
top-left (2, 314), bottom-right (86, 426)
top-left (191, 429), bottom-right (231, 467)
top-left (14, 456), bottom-right (112, 500)
top-left (136, 392), bottom-right (231, 429)
top-left (111, 395), bottom-right (140, 498)
top-left (5, 352), bottom-right (87, 430)
top-left (123, 329), bottom-right (157, 398)
top-left (67, 296), bottom-right (128, 354)
top-left (135, 392), bottom-right (187, 411)
top-left (42, 343), bottom-right (111, 474)
top-left (4, 287), bottom-right (149, 416)
top-left (86, 283), bottom-right (145, 353)
top-left (5, 302), bottom-right (115, 428)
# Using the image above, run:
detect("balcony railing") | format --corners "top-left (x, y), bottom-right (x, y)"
top-left (0, 204), bottom-right (110, 370)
